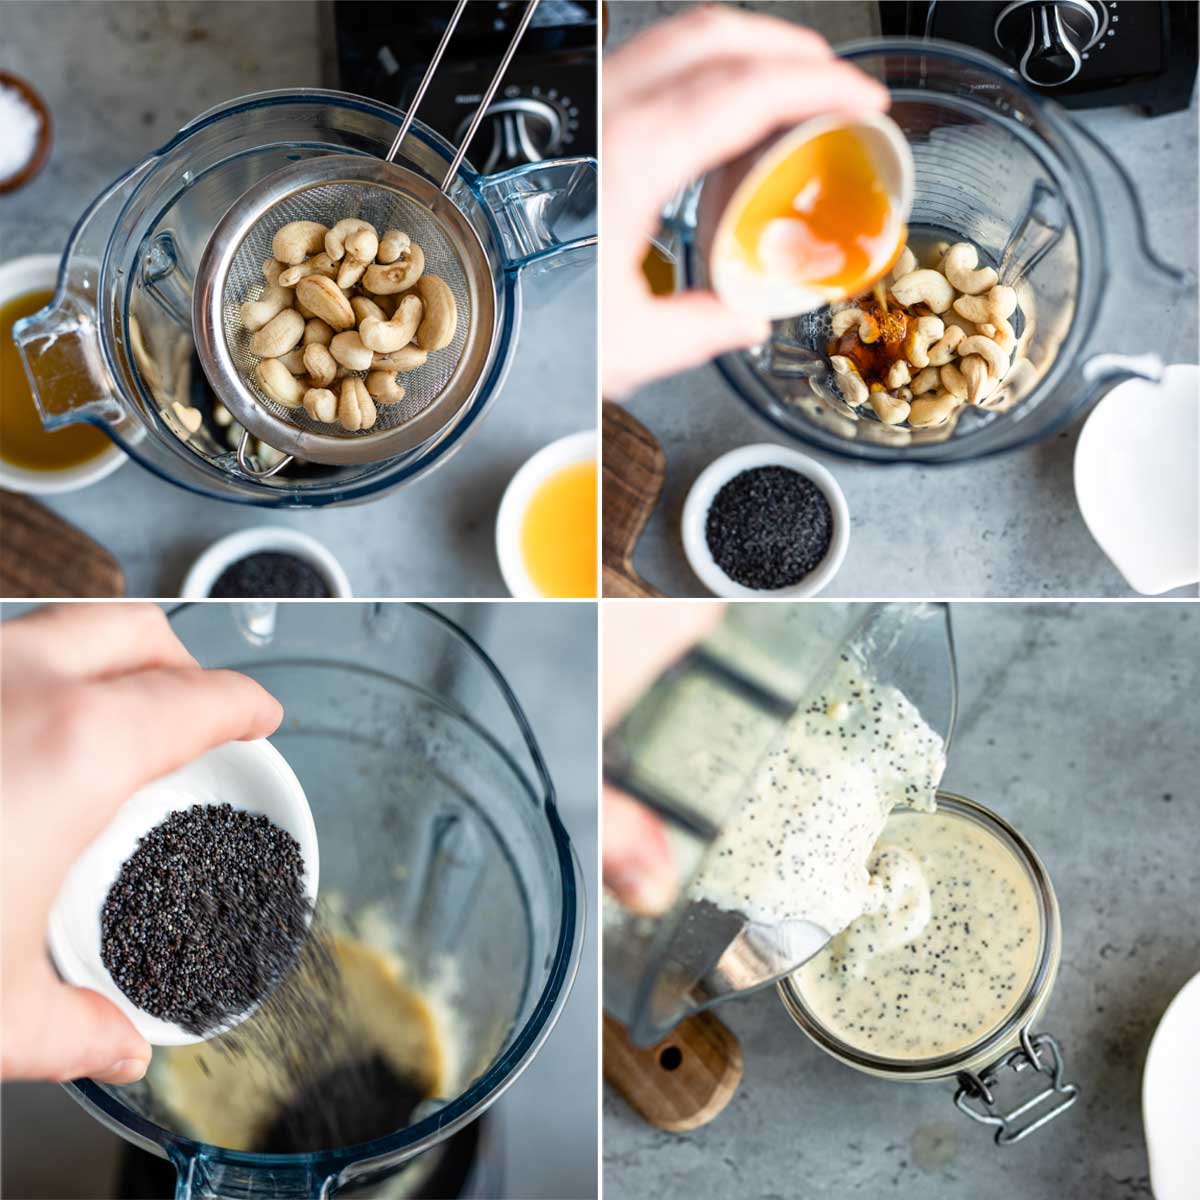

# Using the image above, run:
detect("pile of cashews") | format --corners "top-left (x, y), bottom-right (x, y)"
top-left (239, 217), bottom-right (458, 433)
top-left (828, 240), bottom-right (1017, 430)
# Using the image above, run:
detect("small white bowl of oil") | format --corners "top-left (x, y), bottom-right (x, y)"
top-left (495, 429), bottom-right (598, 598)
top-left (0, 253), bottom-right (127, 494)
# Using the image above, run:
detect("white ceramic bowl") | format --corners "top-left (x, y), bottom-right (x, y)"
top-left (47, 739), bottom-right (319, 1046)
top-left (181, 527), bottom-right (352, 598)
top-left (681, 444), bottom-right (849, 597)
top-left (1074, 363), bottom-right (1199, 595)
top-left (0, 253), bottom-right (126, 494)
top-left (495, 429), bottom-right (597, 598)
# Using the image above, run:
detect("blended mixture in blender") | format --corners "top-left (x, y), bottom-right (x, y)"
top-left (153, 919), bottom-right (457, 1154)
top-left (690, 652), bottom-right (945, 934)
top-left (792, 809), bottom-right (1042, 1060)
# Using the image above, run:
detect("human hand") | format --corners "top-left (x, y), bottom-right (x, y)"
top-left (602, 5), bottom-right (889, 397)
top-left (602, 602), bottom-right (724, 915)
top-left (0, 604), bottom-right (283, 1085)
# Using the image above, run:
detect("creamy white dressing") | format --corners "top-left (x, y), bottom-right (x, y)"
top-left (794, 809), bottom-right (1041, 1060)
top-left (689, 653), bottom-right (945, 933)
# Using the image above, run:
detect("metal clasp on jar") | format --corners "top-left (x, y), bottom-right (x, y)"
top-left (954, 1028), bottom-right (1079, 1145)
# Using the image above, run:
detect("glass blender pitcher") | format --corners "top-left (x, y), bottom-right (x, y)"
top-left (603, 602), bottom-right (957, 1045)
top-left (14, 90), bottom-right (595, 506)
top-left (64, 602), bottom-right (584, 1198)
top-left (670, 40), bottom-right (1192, 463)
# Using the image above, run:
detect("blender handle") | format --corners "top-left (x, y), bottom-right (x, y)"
top-left (235, 430), bottom-right (294, 480)
top-left (475, 157), bottom-right (598, 271)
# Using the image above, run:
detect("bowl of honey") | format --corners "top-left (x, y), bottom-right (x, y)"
top-left (0, 254), bottom-right (125, 494)
top-left (495, 429), bottom-right (598, 599)
top-left (701, 113), bottom-right (913, 321)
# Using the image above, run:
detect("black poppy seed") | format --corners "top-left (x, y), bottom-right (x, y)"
top-left (210, 552), bottom-right (330, 599)
top-left (704, 466), bottom-right (833, 590)
top-left (100, 803), bottom-right (309, 1035)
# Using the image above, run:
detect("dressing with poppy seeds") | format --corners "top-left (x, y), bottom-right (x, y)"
top-left (792, 808), bottom-right (1042, 1060)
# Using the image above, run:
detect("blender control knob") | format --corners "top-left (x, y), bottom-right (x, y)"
top-left (994, 0), bottom-right (1105, 88)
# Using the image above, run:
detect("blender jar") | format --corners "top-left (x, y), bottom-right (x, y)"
top-left (64, 602), bottom-right (584, 1198)
top-left (670, 39), bottom-right (1191, 463)
top-left (778, 793), bottom-right (1079, 1146)
top-left (14, 90), bottom-right (596, 506)
top-left (603, 602), bottom-right (957, 1045)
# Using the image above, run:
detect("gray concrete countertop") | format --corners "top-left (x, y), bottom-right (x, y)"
top-left (0, 600), bottom-right (598, 1200)
top-left (604, 601), bottom-right (1199, 1199)
top-left (606, 2), bottom-right (1198, 599)
top-left (0, 2), bottom-right (596, 599)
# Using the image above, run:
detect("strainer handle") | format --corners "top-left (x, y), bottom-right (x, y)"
top-left (235, 430), bottom-right (293, 480)
top-left (440, 0), bottom-right (542, 192)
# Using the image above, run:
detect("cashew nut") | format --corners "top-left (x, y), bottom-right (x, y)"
top-left (295, 276), bottom-right (355, 332)
top-left (925, 324), bottom-right (966, 366)
top-left (911, 365), bottom-right (941, 395)
top-left (328, 330), bottom-right (374, 371)
top-left (960, 354), bottom-right (998, 405)
top-left (241, 260), bottom-right (295, 332)
top-left (888, 245), bottom-right (917, 284)
top-left (272, 221), bottom-right (330, 266)
top-left (905, 314), bottom-right (945, 369)
top-left (958, 335), bottom-right (1010, 380)
top-left (886, 359), bottom-right (912, 390)
top-left (276, 347), bottom-right (308, 375)
top-left (303, 318), bottom-right (334, 347)
top-left (303, 342), bottom-right (338, 388)
top-left (377, 230), bottom-right (408, 265)
top-left (278, 252), bottom-right (338, 287)
top-left (986, 316), bottom-right (1017, 354)
top-left (359, 295), bottom-right (424, 354)
top-left (363, 243), bottom-right (425, 295)
top-left (830, 355), bottom-right (869, 407)
top-left (336, 255), bottom-right (372, 291)
top-left (908, 391), bottom-right (960, 428)
top-left (350, 296), bottom-right (387, 326)
top-left (414, 276), bottom-right (457, 351)
top-left (172, 401), bottom-right (202, 435)
top-left (896, 386), bottom-right (913, 403)
top-left (831, 306), bottom-right (883, 343)
top-left (953, 284), bottom-right (1018, 325)
top-left (373, 346), bottom-right (429, 372)
top-left (256, 358), bottom-right (305, 407)
top-left (941, 243), bottom-right (998, 295)
top-left (869, 390), bottom-right (911, 425)
top-left (940, 362), bottom-right (969, 401)
top-left (325, 219), bottom-right (379, 263)
top-left (302, 387), bottom-right (338, 424)
top-left (366, 371), bottom-right (406, 405)
top-left (248, 307), bottom-right (305, 358)
top-left (891, 269), bottom-right (955, 314)
top-left (338, 376), bottom-right (377, 431)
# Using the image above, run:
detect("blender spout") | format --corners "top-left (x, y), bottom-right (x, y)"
top-left (13, 287), bottom-right (124, 433)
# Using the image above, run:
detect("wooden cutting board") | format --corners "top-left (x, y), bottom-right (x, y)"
top-left (0, 490), bottom-right (125, 597)
top-left (604, 1010), bottom-right (744, 1132)
top-left (602, 402), bottom-right (665, 598)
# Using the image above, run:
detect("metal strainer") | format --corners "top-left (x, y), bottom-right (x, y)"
top-left (192, 0), bottom-right (537, 475)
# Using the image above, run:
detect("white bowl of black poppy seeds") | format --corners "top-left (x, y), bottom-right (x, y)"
top-left (47, 739), bottom-right (319, 1045)
top-left (682, 444), bottom-right (849, 597)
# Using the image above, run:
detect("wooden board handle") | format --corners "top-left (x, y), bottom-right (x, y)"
top-left (604, 1010), bottom-right (743, 1132)
top-left (0, 490), bottom-right (125, 598)
top-left (601, 401), bottom-right (664, 598)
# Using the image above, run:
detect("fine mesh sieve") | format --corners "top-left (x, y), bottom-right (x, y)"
top-left (192, 0), bottom-right (537, 474)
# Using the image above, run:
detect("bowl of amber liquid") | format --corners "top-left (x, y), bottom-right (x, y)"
top-left (495, 429), bottom-right (597, 598)
top-left (0, 254), bottom-right (125, 493)
top-left (700, 113), bottom-right (913, 321)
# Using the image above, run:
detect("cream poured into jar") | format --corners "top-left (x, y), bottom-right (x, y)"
top-left (793, 809), bottom-right (1041, 1060)
top-left (689, 652), bottom-right (945, 934)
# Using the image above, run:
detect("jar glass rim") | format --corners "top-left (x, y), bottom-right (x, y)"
top-left (777, 791), bottom-right (1060, 1078)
